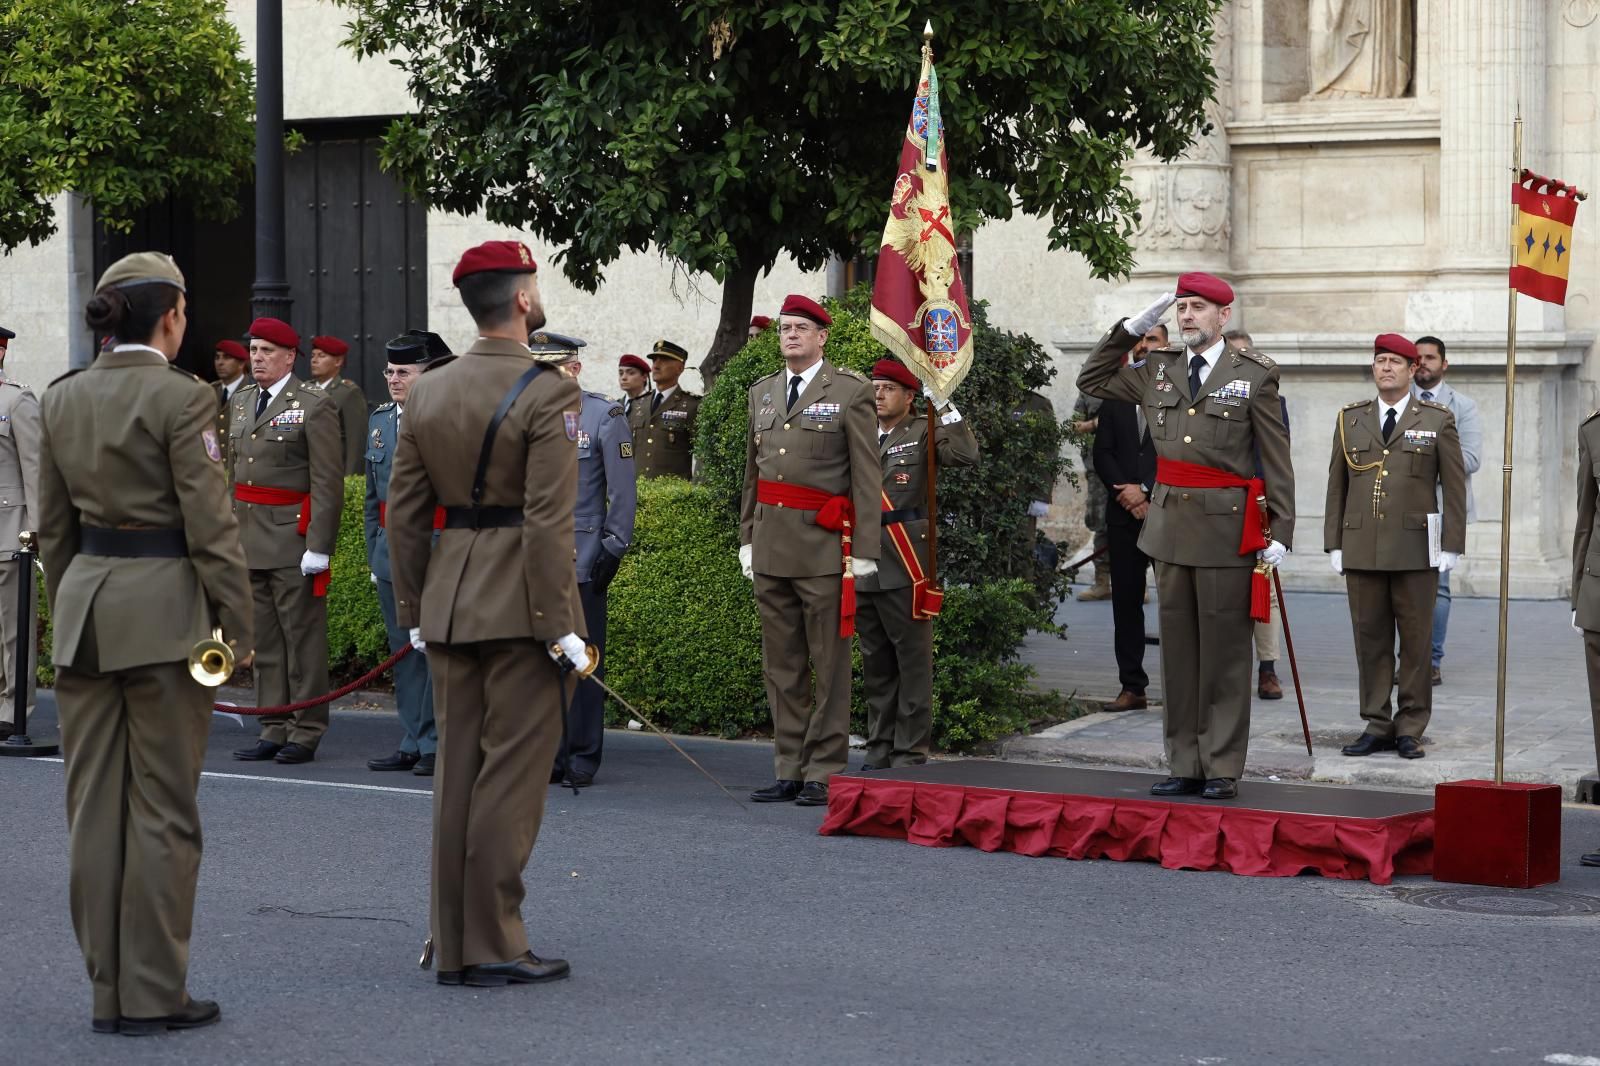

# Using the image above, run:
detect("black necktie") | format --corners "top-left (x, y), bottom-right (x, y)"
top-left (255, 388), bottom-right (270, 419)
top-left (878, 431), bottom-right (887, 447)
top-left (1382, 407), bottom-right (1397, 442)
top-left (650, 391), bottom-right (662, 414)
top-left (787, 374), bottom-right (802, 411)
top-left (1188, 354), bottom-right (1205, 398)
top-left (1420, 390), bottom-right (1433, 402)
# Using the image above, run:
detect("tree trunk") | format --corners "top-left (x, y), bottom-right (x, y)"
top-left (699, 260), bottom-right (760, 389)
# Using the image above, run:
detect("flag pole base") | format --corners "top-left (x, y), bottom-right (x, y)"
top-left (1433, 779), bottom-right (1561, 888)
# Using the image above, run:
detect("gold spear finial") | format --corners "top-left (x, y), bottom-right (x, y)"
top-left (924, 19), bottom-right (933, 40)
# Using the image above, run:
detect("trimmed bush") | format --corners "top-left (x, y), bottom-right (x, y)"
top-left (326, 474), bottom-right (388, 677)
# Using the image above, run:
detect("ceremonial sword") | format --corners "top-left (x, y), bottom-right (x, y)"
top-left (1257, 496), bottom-right (1314, 757)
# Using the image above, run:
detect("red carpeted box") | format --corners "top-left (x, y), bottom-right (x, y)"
top-left (1432, 780), bottom-right (1562, 888)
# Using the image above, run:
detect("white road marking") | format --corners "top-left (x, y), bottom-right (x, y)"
top-left (21, 757), bottom-right (432, 796)
top-left (1545, 1054), bottom-right (1600, 1065)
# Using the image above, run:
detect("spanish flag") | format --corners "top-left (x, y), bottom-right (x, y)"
top-left (1510, 170), bottom-right (1581, 305)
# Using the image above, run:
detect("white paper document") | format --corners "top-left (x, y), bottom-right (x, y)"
top-left (1427, 513), bottom-right (1442, 568)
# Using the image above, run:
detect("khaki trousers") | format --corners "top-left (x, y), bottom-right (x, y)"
top-left (250, 566), bottom-right (330, 748)
top-left (1155, 561), bottom-right (1256, 780)
top-left (1253, 594), bottom-right (1281, 663)
top-left (1345, 568), bottom-right (1437, 740)
top-left (1583, 631), bottom-right (1600, 773)
top-left (754, 572), bottom-right (851, 783)
top-left (0, 553), bottom-right (37, 724)
top-left (428, 639), bottom-right (563, 971)
top-left (57, 660), bottom-right (209, 1020)
top-left (856, 585), bottom-right (934, 768)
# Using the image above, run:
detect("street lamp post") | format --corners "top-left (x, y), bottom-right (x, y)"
top-left (251, 0), bottom-right (292, 323)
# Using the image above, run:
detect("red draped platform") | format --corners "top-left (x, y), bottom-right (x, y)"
top-left (820, 761), bottom-right (1434, 884)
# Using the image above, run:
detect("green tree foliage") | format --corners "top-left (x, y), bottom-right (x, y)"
top-left (0, 0), bottom-right (255, 249)
top-left (338, 0), bottom-right (1222, 374)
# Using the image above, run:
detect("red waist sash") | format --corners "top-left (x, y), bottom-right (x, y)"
top-left (234, 484), bottom-right (329, 597)
top-left (1154, 457), bottom-right (1273, 623)
top-left (880, 491), bottom-right (941, 620)
top-left (756, 479), bottom-right (857, 637)
top-left (377, 501), bottom-right (446, 530)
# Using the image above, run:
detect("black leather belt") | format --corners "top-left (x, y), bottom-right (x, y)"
top-left (881, 507), bottom-right (925, 525)
top-left (441, 506), bottom-right (523, 530)
top-left (79, 526), bottom-right (188, 557)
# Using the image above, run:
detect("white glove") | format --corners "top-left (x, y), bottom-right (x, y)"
top-left (1125, 292), bottom-right (1177, 337)
top-left (850, 557), bottom-right (878, 579)
top-left (738, 543), bottom-right (754, 580)
top-left (408, 627), bottom-right (426, 653)
top-left (939, 402), bottom-right (963, 425)
top-left (370, 571), bottom-right (378, 586)
top-left (1257, 540), bottom-right (1287, 567)
top-left (1027, 500), bottom-right (1050, 519)
top-left (1437, 551), bottom-right (1460, 574)
top-left (300, 550), bottom-right (330, 576)
top-left (1575, 610), bottom-right (1584, 635)
top-left (552, 632), bottom-right (591, 674)
top-left (1330, 549), bottom-right (1344, 576)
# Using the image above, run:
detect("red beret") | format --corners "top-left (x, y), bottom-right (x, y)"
top-left (311, 335), bottom-right (349, 358)
top-left (871, 359), bottom-right (920, 391)
top-left (1374, 333), bottom-right (1418, 362)
top-left (780, 294), bottom-right (831, 326)
top-left (248, 317), bottom-right (299, 350)
top-left (1175, 272), bottom-right (1235, 307)
top-left (452, 240), bottom-right (539, 285)
top-left (750, 315), bottom-right (773, 330)
top-left (214, 339), bottom-right (247, 362)
top-left (618, 354), bottom-right (650, 374)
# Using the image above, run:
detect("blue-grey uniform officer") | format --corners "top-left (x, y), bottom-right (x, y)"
top-left (529, 331), bottom-right (637, 787)
top-left (364, 330), bottom-right (453, 775)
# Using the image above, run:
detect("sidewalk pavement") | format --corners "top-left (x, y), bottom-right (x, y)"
top-left (1012, 584), bottom-right (1600, 797)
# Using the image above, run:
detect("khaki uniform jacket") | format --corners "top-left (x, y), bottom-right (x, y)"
top-left (38, 349), bottom-right (253, 671)
top-left (857, 412), bottom-right (979, 592)
top-left (628, 387), bottom-right (700, 479)
top-left (0, 377), bottom-right (41, 544)
top-left (386, 337), bottom-right (583, 644)
top-left (225, 374), bottom-right (344, 567)
top-left (740, 360), bottom-right (882, 576)
top-left (1324, 397), bottom-right (1467, 570)
top-left (312, 375), bottom-right (371, 476)
top-left (1572, 414), bottom-right (1600, 627)
top-left (1077, 323), bottom-right (1296, 565)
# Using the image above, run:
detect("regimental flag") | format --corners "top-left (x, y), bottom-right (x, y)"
top-left (869, 27), bottom-right (974, 404)
top-left (1511, 169), bottom-right (1582, 305)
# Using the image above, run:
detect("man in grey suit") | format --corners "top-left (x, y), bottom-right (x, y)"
top-left (1412, 336), bottom-right (1482, 686)
top-left (532, 332), bottom-right (636, 787)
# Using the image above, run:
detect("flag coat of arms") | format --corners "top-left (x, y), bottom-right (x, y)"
top-left (1510, 169), bottom-right (1582, 305)
top-left (870, 31), bottom-right (974, 403)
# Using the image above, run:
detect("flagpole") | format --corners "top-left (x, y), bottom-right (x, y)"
top-left (1494, 113), bottom-right (1523, 786)
top-left (922, 20), bottom-right (940, 591)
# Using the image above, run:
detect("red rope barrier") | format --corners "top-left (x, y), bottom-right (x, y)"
top-left (216, 645), bottom-right (414, 715)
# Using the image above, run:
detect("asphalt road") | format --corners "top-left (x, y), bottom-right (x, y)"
top-left (3, 702), bottom-right (1599, 1066)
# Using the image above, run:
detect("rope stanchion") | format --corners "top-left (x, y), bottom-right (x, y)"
top-left (218, 645), bottom-right (413, 715)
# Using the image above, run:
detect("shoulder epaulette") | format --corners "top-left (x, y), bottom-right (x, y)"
top-left (1155, 344), bottom-right (1185, 355)
top-left (373, 401), bottom-right (396, 413)
top-left (1586, 409), bottom-right (1600, 424)
top-left (48, 368), bottom-right (84, 388)
top-left (1239, 348), bottom-right (1275, 369)
top-left (836, 367), bottom-right (868, 382)
top-left (1418, 398), bottom-right (1448, 412)
top-left (0, 378), bottom-right (25, 389)
top-left (1342, 398), bottom-right (1373, 410)
top-left (752, 369), bottom-right (783, 387)
top-left (168, 364), bottom-right (200, 382)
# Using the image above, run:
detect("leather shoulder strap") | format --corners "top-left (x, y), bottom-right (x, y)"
top-left (471, 363), bottom-right (544, 507)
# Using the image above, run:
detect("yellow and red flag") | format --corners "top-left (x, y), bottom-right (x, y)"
top-left (1510, 169), bottom-right (1582, 305)
top-left (869, 28), bottom-right (973, 404)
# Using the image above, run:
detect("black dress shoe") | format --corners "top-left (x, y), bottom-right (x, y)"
top-left (859, 763), bottom-right (886, 772)
top-left (232, 740), bottom-right (282, 762)
top-left (119, 999), bottom-right (221, 1036)
top-left (1341, 734), bottom-right (1396, 757)
top-left (0, 722), bottom-right (13, 741)
top-left (565, 770), bottom-right (594, 788)
top-left (1201, 778), bottom-right (1238, 800)
top-left (751, 780), bottom-right (802, 803)
top-left (1395, 736), bottom-right (1425, 760)
top-left (549, 766), bottom-right (566, 784)
top-left (368, 750), bottom-right (420, 772)
top-left (794, 781), bottom-right (829, 806)
top-left (436, 970), bottom-right (464, 986)
top-left (412, 753), bottom-right (436, 776)
top-left (463, 953), bottom-right (570, 987)
top-left (1580, 851), bottom-right (1600, 868)
top-left (1149, 776), bottom-right (1204, 796)
top-left (92, 1018), bottom-right (119, 1034)
top-left (274, 743), bottom-right (315, 764)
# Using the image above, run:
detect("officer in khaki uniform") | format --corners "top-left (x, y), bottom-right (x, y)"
top-left (1077, 273), bottom-right (1294, 799)
top-left (1327, 334), bottom-right (1466, 760)
top-left (0, 325), bottom-right (40, 738)
top-left (857, 359), bottom-right (978, 769)
top-left (211, 340), bottom-right (249, 466)
top-left (740, 294), bottom-right (882, 806)
top-left (629, 339), bottom-right (700, 479)
top-left (388, 239), bottom-right (586, 987)
top-left (226, 317), bottom-right (344, 764)
top-left (1570, 409), bottom-right (1600, 867)
top-left (308, 334), bottom-right (371, 476)
top-left (39, 252), bottom-right (253, 1035)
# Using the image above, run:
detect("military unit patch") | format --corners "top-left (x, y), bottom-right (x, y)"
top-left (563, 411), bottom-right (579, 440)
top-left (620, 442), bottom-right (633, 459)
top-left (894, 471), bottom-right (911, 484)
top-left (202, 429), bottom-right (221, 462)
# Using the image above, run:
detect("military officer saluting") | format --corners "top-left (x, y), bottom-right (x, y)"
top-left (227, 317), bottom-right (345, 764)
top-left (1327, 334), bottom-right (1466, 760)
top-left (740, 294), bottom-right (882, 806)
top-left (39, 252), bottom-right (253, 1035)
top-left (0, 324), bottom-right (40, 740)
top-left (531, 332), bottom-right (637, 787)
top-left (857, 359), bottom-right (978, 770)
top-left (387, 239), bottom-right (587, 987)
top-left (364, 331), bottom-right (451, 777)
top-left (1077, 273), bottom-right (1294, 800)
top-left (630, 339), bottom-right (700, 479)
top-left (308, 334), bottom-right (371, 476)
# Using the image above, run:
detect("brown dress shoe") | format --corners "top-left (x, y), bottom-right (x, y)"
top-left (1103, 689), bottom-right (1147, 712)
top-left (1257, 670), bottom-right (1283, 700)
top-left (1431, 666), bottom-right (1442, 686)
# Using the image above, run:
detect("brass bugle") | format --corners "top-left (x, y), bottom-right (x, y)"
top-left (190, 627), bottom-right (234, 687)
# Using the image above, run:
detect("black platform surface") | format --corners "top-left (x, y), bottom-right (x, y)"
top-left (840, 760), bottom-right (1434, 819)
